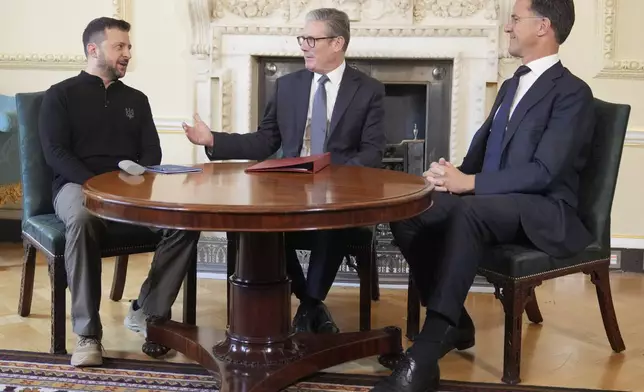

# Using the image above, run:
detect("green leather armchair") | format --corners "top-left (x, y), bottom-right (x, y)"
top-left (404, 98), bottom-right (630, 385)
top-left (15, 91), bottom-right (197, 354)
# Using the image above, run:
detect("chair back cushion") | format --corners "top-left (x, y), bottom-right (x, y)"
top-left (16, 91), bottom-right (52, 223)
top-left (577, 98), bottom-right (631, 251)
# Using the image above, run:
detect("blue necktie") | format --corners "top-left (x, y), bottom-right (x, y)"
top-left (481, 65), bottom-right (531, 172)
top-left (310, 75), bottom-right (330, 155)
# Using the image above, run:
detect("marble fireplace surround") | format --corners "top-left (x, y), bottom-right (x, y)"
top-left (187, 0), bottom-right (508, 288)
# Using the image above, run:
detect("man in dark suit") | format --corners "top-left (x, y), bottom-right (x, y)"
top-left (372, 1), bottom-right (592, 391)
top-left (182, 8), bottom-right (386, 334)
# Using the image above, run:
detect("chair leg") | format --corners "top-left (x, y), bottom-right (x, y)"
top-left (586, 262), bottom-right (626, 353)
top-left (370, 246), bottom-right (380, 301)
top-left (18, 242), bottom-right (37, 317)
top-left (406, 275), bottom-right (421, 341)
top-left (357, 250), bottom-right (372, 331)
top-left (492, 280), bottom-right (536, 385)
top-left (183, 258), bottom-right (197, 325)
top-left (524, 291), bottom-right (543, 324)
top-left (49, 258), bottom-right (67, 355)
top-left (226, 232), bottom-right (239, 328)
top-left (109, 255), bottom-right (129, 301)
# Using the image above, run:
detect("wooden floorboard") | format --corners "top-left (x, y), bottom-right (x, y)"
top-left (0, 242), bottom-right (642, 391)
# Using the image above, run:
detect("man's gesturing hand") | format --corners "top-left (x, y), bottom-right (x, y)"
top-left (182, 113), bottom-right (214, 148)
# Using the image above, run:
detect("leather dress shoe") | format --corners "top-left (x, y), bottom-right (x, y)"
top-left (292, 302), bottom-right (316, 333)
top-left (292, 302), bottom-right (340, 334)
top-left (314, 302), bottom-right (339, 333)
top-left (371, 352), bottom-right (440, 392)
top-left (439, 323), bottom-right (475, 357)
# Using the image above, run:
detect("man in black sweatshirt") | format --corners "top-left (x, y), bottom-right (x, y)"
top-left (38, 17), bottom-right (201, 367)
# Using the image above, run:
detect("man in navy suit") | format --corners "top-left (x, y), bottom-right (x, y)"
top-left (373, 0), bottom-right (593, 391)
top-left (183, 8), bottom-right (386, 334)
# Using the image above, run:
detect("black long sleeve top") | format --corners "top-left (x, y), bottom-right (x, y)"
top-left (39, 71), bottom-right (161, 199)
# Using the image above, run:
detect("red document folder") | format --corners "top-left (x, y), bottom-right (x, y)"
top-left (244, 152), bottom-right (331, 173)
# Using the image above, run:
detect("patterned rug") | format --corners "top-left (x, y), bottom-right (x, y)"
top-left (0, 350), bottom-right (620, 392)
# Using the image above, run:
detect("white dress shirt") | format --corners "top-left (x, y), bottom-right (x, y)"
top-left (508, 53), bottom-right (560, 118)
top-left (301, 61), bottom-right (346, 157)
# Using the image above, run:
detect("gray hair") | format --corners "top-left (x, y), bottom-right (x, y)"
top-left (305, 8), bottom-right (350, 51)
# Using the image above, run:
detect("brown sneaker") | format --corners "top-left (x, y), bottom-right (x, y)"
top-left (70, 336), bottom-right (103, 367)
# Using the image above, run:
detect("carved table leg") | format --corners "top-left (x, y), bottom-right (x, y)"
top-left (147, 231), bottom-right (403, 392)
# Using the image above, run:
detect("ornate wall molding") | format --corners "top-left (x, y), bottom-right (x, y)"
top-left (188, 0), bottom-right (213, 57)
top-left (187, 0), bottom-right (501, 62)
top-left (414, 0), bottom-right (499, 22)
top-left (206, 0), bottom-right (498, 22)
top-left (596, 0), bottom-right (644, 79)
top-left (209, 25), bottom-right (495, 62)
top-left (0, 0), bottom-right (131, 70)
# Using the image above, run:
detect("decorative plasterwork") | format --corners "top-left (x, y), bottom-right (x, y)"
top-left (0, 0), bottom-right (130, 70)
top-left (414, 0), bottom-right (499, 21)
top-left (187, 0), bottom-right (501, 59)
top-left (596, 0), bottom-right (644, 79)
top-left (212, 68), bottom-right (233, 132)
top-left (188, 0), bottom-right (214, 57)
top-left (209, 25), bottom-right (496, 62)
top-left (208, 0), bottom-right (498, 22)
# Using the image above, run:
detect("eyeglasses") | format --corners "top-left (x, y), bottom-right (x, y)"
top-left (508, 14), bottom-right (545, 25)
top-left (297, 35), bottom-right (338, 48)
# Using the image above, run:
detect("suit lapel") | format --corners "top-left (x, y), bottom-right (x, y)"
top-left (501, 62), bottom-right (563, 152)
top-left (294, 71), bottom-right (313, 146)
top-left (327, 67), bottom-right (360, 143)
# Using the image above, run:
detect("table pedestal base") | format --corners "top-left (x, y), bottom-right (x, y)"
top-left (147, 322), bottom-right (402, 392)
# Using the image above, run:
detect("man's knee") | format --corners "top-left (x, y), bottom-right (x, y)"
top-left (162, 229), bottom-right (201, 244)
top-left (390, 213), bottom-right (423, 240)
top-left (65, 209), bottom-right (104, 234)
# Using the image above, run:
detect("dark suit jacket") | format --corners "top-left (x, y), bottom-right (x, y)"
top-left (206, 65), bottom-right (386, 168)
top-left (460, 61), bottom-right (595, 258)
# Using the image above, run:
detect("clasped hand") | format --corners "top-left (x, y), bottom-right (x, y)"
top-left (424, 158), bottom-right (475, 194)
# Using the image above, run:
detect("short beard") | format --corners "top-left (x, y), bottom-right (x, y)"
top-left (97, 55), bottom-right (122, 81)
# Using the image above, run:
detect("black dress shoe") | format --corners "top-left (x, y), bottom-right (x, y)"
top-left (292, 302), bottom-right (316, 333)
top-left (371, 352), bottom-right (440, 392)
top-left (313, 302), bottom-right (340, 334)
top-left (439, 324), bottom-right (475, 357)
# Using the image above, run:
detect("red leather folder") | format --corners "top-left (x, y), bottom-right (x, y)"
top-left (244, 152), bottom-right (331, 173)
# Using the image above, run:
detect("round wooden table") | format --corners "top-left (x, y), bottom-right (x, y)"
top-left (83, 162), bottom-right (433, 392)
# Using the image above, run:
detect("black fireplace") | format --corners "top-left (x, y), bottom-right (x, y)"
top-left (256, 56), bottom-right (453, 171)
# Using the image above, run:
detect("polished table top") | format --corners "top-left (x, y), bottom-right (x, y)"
top-left (83, 162), bottom-right (433, 231)
top-left (83, 161), bottom-right (434, 391)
